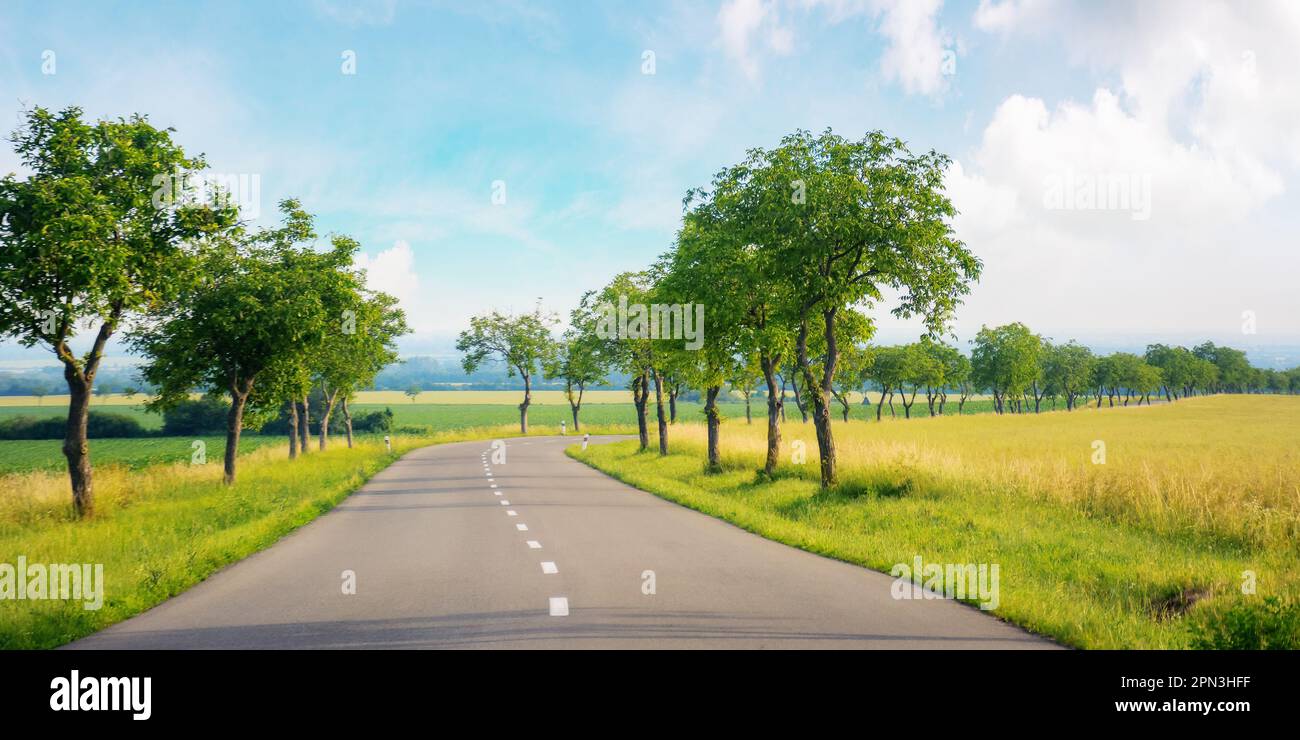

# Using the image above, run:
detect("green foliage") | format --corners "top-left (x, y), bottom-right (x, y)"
top-left (0, 412), bottom-right (145, 440)
top-left (161, 397), bottom-right (230, 436)
top-left (1191, 597), bottom-right (1300, 650)
top-left (971, 323), bottom-right (1042, 409)
top-left (457, 305), bottom-right (557, 382)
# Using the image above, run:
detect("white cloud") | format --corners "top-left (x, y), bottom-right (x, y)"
top-left (872, 0), bottom-right (951, 96)
top-left (354, 240), bottom-right (418, 304)
top-left (947, 0), bottom-right (1300, 336)
top-left (719, 0), bottom-right (954, 95)
top-left (718, 0), bottom-right (792, 82)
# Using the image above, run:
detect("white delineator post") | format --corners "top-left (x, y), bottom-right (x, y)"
top-left (582, 432), bottom-right (589, 451)
top-left (561, 420), bottom-right (566, 436)
top-left (384, 434), bottom-right (391, 452)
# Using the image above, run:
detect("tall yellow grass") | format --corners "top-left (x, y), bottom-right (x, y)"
top-left (670, 395), bottom-right (1300, 550)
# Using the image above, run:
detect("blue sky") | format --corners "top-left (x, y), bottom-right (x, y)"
top-left (3, 0), bottom-right (1299, 364)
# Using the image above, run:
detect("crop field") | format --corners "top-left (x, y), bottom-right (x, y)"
top-left (571, 395), bottom-right (1300, 649)
top-left (0, 435), bottom-right (284, 475)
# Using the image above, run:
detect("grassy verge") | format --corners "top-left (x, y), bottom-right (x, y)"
top-left (568, 397), bottom-right (1300, 649)
top-left (0, 424), bottom-right (633, 649)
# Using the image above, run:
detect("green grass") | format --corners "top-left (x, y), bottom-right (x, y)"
top-left (0, 435), bottom-right (283, 475)
top-left (0, 439), bottom-right (417, 649)
top-left (568, 400), bottom-right (1300, 650)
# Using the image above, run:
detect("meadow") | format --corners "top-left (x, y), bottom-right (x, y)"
top-left (570, 395), bottom-right (1300, 649)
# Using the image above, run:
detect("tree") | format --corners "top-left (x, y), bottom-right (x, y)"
top-left (542, 325), bottom-right (607, 432)
top-left (1042, 341), bottom-right (1095, 410)
top-left (928, 341), bottom-right (967, 416)
top-left (1193, 342), bottom-right (1251, 393)
top-left (728, 356), bottom-right (762, 425)
top-left (314, 286), bottom-right (408, 449)
top-left (954, 355), bottom-right (976, 414)
top-left (971, 323), bottom-right (1041, 414)
top-left (684, 157), bottom-right (798, 476)
top-left (0, 106), bottom-right (234, 515)
top-left (405, 384), bottom-right (421, 402)
top-left (585, 273), bottom-right (658, 451)
top-left (1145, 344), bottom-right (1192, 400)
top-left (730, 129), bottom-right (980, 486)
top-left (831, 342), bottom-right (871, 422)
top-left (865, 345), bottom-right (907, 420)
top-left (132, 200), bottom-right (357, 484)
top-left (656, 212), bottom-right (753, 469)
top-left (457, 304), bottom-right (557, 434)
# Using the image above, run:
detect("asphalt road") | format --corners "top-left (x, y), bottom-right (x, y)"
top-left (69, 436), bottom-right (1054, 649)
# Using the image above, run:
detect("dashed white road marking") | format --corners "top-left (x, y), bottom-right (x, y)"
top-left (540, 561), bottom-right (558, 574)
top-left (506, 510), bottom-right (517, 516)
top-left (490, 484), bottom-right (498, 488)
top-left (494, 491), bottom-right (502, 496)
top-left (516, 523), bottom-right (528, 531)
top-left (527, 540), bottom-right (542, 549)
top-left (500, 500), bottom-right (510, 505)
top-left (548, 597), bottom-right (568, 616)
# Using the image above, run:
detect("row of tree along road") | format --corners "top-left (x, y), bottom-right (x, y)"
top-left (4, 110), bottom-right (1295, 514)
top-left (0, 107), bottom-right (408, 516)
top-left (458, 129), bottom-right (1300, 489)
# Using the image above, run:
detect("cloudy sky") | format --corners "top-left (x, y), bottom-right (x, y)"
top-left (2, 0), bottom-right (1298, 359)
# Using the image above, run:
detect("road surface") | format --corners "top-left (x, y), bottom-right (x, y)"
top-left (70, 436), bottom-right (1054, 649)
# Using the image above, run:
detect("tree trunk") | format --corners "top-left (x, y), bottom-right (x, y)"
top-left (223, 380), bottom-right (251, 485)
top-left (705, 385), bottom-right (721, 472)
top-left (777, 377), bottom-right (788, 422)
top-left (633, 372), bottom-right (649, 451)
top-left (341, 396), bottom-right (354, 448)
top-left (287, 401), bottom-right (299, 459)
top-left (62, 372), bottom-right (94, 517)
top-left (876, 387), bottom-right (886, 421)
top-left (796, 312), bottom-right (838, 489)
top-left (56, 314), bottom-right (117, 518)
top-left (760, 354), bottom-right (782, 476)
top-left (298, 396), bottom-right (311, 454)
top-left (744, 394), bottom-right (752, 424)
top-left (319, 385), bottom-right (338, 451)
top-left (652, 370), bottom-right (668, 455)
top-left (668, 385), bottom-right (678, 424)
top-left (519, 372), bottom-right (531, 434)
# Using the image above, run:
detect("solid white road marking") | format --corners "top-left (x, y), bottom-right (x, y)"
top-left (516, 523), bottom-right (528, 531)
top-left (549, 597), bottom-right (569, 616)
top-left (527, 540), bottom-right (542, 549)
top-left (540, 561), bottom-right (558, 574)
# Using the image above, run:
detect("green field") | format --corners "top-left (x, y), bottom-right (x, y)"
top-left (0, 435), bottom-right (284, 475)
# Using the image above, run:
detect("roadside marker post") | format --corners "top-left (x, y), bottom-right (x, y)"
top-left (384, 435), bottom-right (391, 452)
top-left (560, 420), bottom-right (566, 435)
top-left (582, 432), bottom-right (589, 451)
